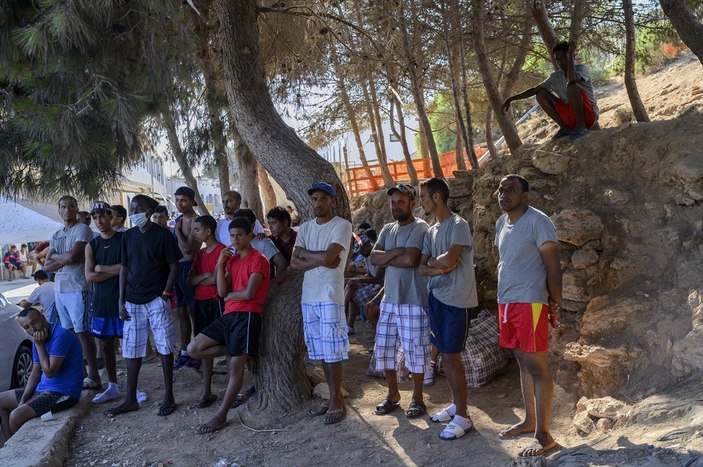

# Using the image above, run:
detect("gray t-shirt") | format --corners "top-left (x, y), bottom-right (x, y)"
top-left (364, 254), bottom-right (378, 278)
top-left (540, 64), bottom-right (599, 116)
top-left (422, 213), bottom-right (478, 309)
top-left (50, 223), bottom-right (93, 292)
top-left (27, 281), bottom-right (56, 311)
top-left (376, 219), bottom-right (429, 307)
top-left (494, 206), bottom-right (558, 304)
top-left (251, 237), bottom-right (280, 261)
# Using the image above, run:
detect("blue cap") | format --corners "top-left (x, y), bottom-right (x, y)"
top-left (307, 182), bottom-right (336, 198)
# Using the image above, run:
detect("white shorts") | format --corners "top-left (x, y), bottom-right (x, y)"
top-left (55, 291), bottom-right (91, 333)
top-left (122, 296), bottom-right (177, 359)
top-left (374, 302), bottom-right (430, 374)
top-left (302, 302), bottom-right (349, 363)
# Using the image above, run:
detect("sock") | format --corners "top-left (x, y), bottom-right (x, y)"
top-left (106, 382), bottom-right (120, 393)
top-left (451, 414), bottom-right (472, 430)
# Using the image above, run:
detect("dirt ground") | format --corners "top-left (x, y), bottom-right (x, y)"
top-left (65, 319), bottom-right (701, 467)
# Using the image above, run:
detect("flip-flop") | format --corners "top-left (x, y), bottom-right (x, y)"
top-left (82, 377), bottom-right (102, 390)
top-left (518, 438), bottom-right (561, 457)
top-left (196, 394), bottom-right (218, 409)
top-left (431, 406), bottom-right (455, 423)
top-left (157, 402), bottom-right (177, 416)
top-left (104, 404), bottom-right (139, 418)
top-left (569, 128), bottom-right (590, 141)
top-left (498, 424), bottom-right (534, 440)
top-left (405, 401), bottom-right (427, 419)
top-left (374, 399), bottom-right (400, 415)
top-left (308, 400), bottom-right (330, 417)
top-left (323, 407), bottom-right (346, 425)
top-left (439, 420), bottom-right (473, 440)
top-left (197, 420), bottom-right (227, 434)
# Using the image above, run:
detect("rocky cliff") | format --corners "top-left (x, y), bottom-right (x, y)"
top-left (351, 110), bottom-right (703, 400)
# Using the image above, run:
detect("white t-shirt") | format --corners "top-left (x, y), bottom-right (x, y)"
top-left (216, 218), bottom-right (264, 245)
top-left (295, 216), bottom-right (352, 304)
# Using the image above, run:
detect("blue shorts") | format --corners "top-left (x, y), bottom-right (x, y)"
top-left (174, 261), bottom-right (196, 310)
top-left (427, 292), bottom-right (471, 354)
top-left (91, 316), bottom-right (124, 339)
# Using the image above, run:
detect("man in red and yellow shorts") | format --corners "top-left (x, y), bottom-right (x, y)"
top-left (494, 175), bottom-right (563, 458)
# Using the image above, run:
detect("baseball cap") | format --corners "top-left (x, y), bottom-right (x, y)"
top-left (307, 182), bottom-right (336, 198)
top-left (89, 201), bottom-right (113, 214)
top-left (174, 186), bottom-right (198, 206)
top-left (387, 184), bottom-right (417, 199)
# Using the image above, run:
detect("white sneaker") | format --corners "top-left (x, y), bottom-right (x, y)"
top-left (136, 389), bottom-right (148, 403)
top-left (423, 361), bottom-right (436, 387)
top-left (92, 384), bottom-right (121, 404)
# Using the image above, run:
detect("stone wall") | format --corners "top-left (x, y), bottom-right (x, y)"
top-left (351, 111), bottom-right (703, 399)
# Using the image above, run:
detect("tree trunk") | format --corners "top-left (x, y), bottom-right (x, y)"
top-left (529, 0), bottom-right (559, 68)
top-left (660, 0), bottom-right (703, 65)
top-left (472, 0), bottom-right (523, 153)
top-left (388, 88), bottom-right (419, 184)
top-left (623, 0), bottom-right (650, 122)
top-left (162, 112), bottom-right (210, 216)
top-left (362, 79), bottom-right (394, 187)
top-left (452, 0), bottom-right (479, 168)
top-left (398, 6), bottom-right (444, 178)
top-left (331, 47), bottom-right (379, 191)
top-left (231, 123), bottom-right (264, 220)
top-left (214, 0), bottom-right (348, 415)
top-left (569, 1), bottom-right (588, 45)
top-left (214, 0), bottom-right (350, 222)
top-left (258, 163), bottom-right (278, 213)
top-left (368, 76), bottom-right (395, 187)
top-left (485, 107), bottom-right (499, 158)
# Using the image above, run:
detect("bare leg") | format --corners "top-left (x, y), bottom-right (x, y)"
top-left (105, 357), bottom-right (140, 415)
top-left (175, 306), bottom-right (192, 354)
top-left (567, 82), bottom-right (587, 132)
top-left (516, 350), bottom-right (554, 450)
top-left (0, 391), bottom-right (19, 439)
top-left (536, 88), bottom-right (568, 131)
top-left (411, 372), bottom-right (424, 404)
top-left (102, 339), bottom-right (117, 383)
top-left (347, 301), bottom-right (359, 330)
top-left (201, 355), bottom-right (247, 430)
top-left (9, 404), bottom-right (38, 434)
top-left (324, 361), bottom-right (345, 412)
top-left (384, 370), bottom-right (401, 403)
top-left (442, 352), bottom-right (468, 418)
top-left (160, 352), bottom-right (175, 409)
top-left (77, 331), bottom-right (101, 383)
top-left (507, 349), bottom-right (538, 435)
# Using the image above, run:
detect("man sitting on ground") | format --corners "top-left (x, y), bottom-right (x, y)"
top-left (18, 270), bottom-right (57, 324)
top-left (0, 308), bottom-right (83, 440)
top-left (188, 218), bottom-right (270, 434)
top-left (502, 41), bottom-right (598, 141)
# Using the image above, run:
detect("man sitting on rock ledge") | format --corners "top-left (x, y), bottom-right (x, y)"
top-left (0, 308), bottom-right (83, 440)
top-left (502, 40), bottom-right (599, 141)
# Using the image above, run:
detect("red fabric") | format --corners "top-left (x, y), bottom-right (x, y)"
top-left (34, 241), bottom-right (49, 254)
top-left (498, 303), bottom-right (549, 353)
top-left (224, 248), bottom-right (270, 314)
top-left (192, 243), bottom-right (226, 300)
top-left (271, 230), bottom-right (297, 263)
top-left (555, 89), bottom-right (596, 129)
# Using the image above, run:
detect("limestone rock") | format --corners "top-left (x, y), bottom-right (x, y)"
top-left (312, 382), bottom-right (348, 400)
top-left (580, 298), bottom-right (648, 337)
top-left (552, 209), bottom-right (604, 246)
top-left (573, 410), bottom-right (595, 435)
top-left (532, 149), bottom-right (571, 175)
top-left (306, 367), bottom-right (325, 387)
top-left (603, 188), bottom-right (631, 205)
top-left (596, 418), bottom-right (614, 431)
top-left (671, 289), bottom-right (703, 377)
top-left (562, 270), bottom-right (589, 303)
top-left (572, 249), bottom-right (598, 269)
top-left (581, 396), bottom-right (628, 420)
top-left (564, 342), bottom-right (643, 396)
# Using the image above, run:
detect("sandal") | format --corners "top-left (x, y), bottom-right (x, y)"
top-left (518, 438), bottom-right (561, 458)
top-left (82, 377), bottom-right (102, 390)
top-left (323, 407), bottom-right (346, 425)
top-left (439, 420), bottom-right (473, 440)
top-left (308, 400), bottom-right (330, 417)
top-left (405, 401), bottom-right (427, 419)
top-left (196, 394), bottom-right (218, 409)
top-left (157, 402), bottom-right (177, 416)
top-left (374, 399), bottom-right (400, 416)
top-left (197, 420), bottom-right (227, 434)
top-left (431, 405), bottom-right (455, 423)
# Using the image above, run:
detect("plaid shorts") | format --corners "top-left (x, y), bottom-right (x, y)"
top-left (374, 302), bottom-right (431, 374)
top-left (302, 302), bottom-right (349, 363)
top-left (353, 284), bottom-right (382, 309)
top-left (122, 296), bottom-right (177, 359)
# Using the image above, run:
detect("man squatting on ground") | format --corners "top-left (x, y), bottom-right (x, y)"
top-left (419, 177), bottom-right (479, 440)
top-left (84, 202), bottom-right (124, 404)
top-left (369, 184), bottom-right (431, 419)
top-left (105, 194), bottom-right (181, 417)
top-left (173, 186), bottom-right (202, 371)
top-left (502, 41), bottom-right (598, 141)
top-left (188, 217), bottom-right (271, 434)
top-left (0, 308), bottom-right (83, 439)
top-left (291, 182), bottom-right (353, 425)
top-left (44, 195), bottom-right (102, 391)
top-left (186, 215), bottom-right (226, 410)
top-left (495, 175), bottom-right (563, 458)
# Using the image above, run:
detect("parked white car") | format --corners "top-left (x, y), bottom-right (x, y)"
top-left (0, 293), bottom-right (33, 391)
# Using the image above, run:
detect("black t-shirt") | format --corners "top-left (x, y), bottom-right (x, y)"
top-left (90, 232), bottom-right (123, 318)
top-left (121, 223), bottom-right (182, 304)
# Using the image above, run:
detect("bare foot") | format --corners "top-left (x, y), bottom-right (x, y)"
top-left (197, 414), bottom-right (227, 434)
top-left (498, 421), bottom-right (536, 439)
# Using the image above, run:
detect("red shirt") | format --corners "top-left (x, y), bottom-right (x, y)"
top-left (271, 230), bottom-right (297, 264)
top-left (192, 243), bottom-right (226, 300)
top-left (224, 248), bottom-right (270, 314)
